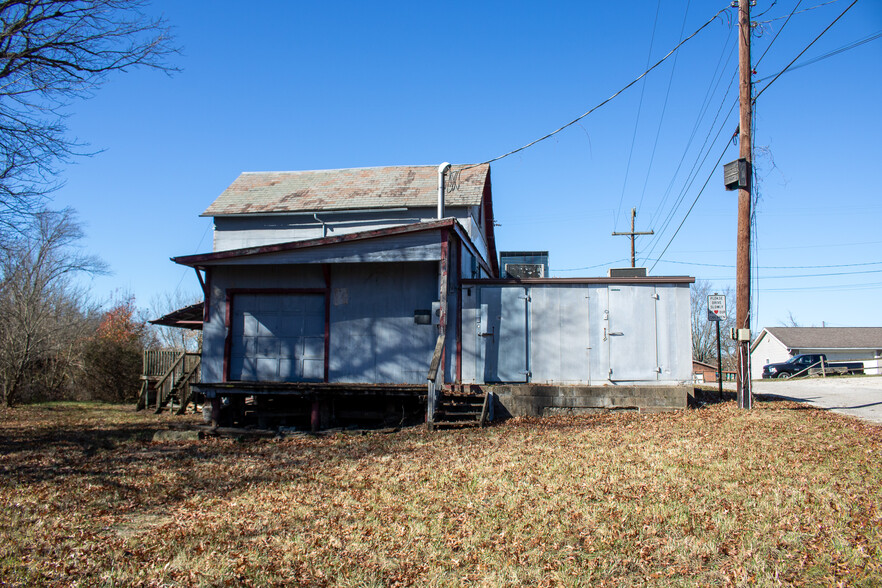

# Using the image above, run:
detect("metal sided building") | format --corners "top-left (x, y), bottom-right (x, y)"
top-left (172, 164), bottom-right (497, 428)
top-left (169, 163), bottom-right (695, 429)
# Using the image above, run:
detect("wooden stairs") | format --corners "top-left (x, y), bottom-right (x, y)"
top-left (430, 390), bottom-right (491, 430)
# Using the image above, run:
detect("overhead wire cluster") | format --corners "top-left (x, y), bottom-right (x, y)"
top-left (477, 0), bottom-right (875, 297)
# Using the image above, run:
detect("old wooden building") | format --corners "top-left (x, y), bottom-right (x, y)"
top-left (170, 164), bottom-right (694, 429)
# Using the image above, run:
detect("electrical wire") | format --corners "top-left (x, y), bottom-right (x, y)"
top-left (648, 130), bottom-right (736, 273)
top-left (755, 30), bottom-right (882, 82)
top-left (637, 0), bottom-right (696, 215)
top-left (755, 0), bottom-right (803, 69)
top-left (753, 0), bottom-right (859, 103)
top-left (756, 0), bottom-right (842, 23)
top-left (460, 5), bottom-right (731, 170)
top-left (652, 259), bottom-right (882, 269)
top-left (643, 39), bottom-right (738, 256)
top-left (552, 258), bottom-right (630, 272)
top-left (643, 97), bottom-right (738, 263)
top-left (614, 0), bottom-right (663, 230)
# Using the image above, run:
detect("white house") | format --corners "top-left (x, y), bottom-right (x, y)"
top-left (750, 327), bottom-right (882, 380)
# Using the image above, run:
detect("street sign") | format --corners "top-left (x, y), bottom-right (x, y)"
top-left (708, 294), bottom-right (726, 322)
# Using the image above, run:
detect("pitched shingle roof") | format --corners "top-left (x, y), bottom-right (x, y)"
top-left (201, 164), bottom-right (490, 217)
top-left (764, 327), bottom-right (882, 350)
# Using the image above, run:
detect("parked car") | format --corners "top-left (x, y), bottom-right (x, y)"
top-left (762, 353), bottom-right (864, 379)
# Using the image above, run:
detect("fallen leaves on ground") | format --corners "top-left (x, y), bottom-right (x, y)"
top-left (0, 400), bottom-right (880, 586)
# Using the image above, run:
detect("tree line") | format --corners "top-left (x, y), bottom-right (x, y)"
top-left (0, 1), bottom-right (178, 407)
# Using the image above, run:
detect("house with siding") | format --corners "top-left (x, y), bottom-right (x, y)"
top-left (750, 327), bottom-right (882, 380)
top-left (168, 163), bottom-right (695, 429)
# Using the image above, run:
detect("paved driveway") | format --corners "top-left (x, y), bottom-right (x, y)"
top-left (753, 376), bottom-right (882, 425)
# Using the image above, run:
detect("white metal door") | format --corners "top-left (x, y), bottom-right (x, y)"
top-left (230, 293), bottom-right (325, 382)
top-left (607, 285), bottom-right (658, 381)
top-left (480, 287), bottom-right (529, 382)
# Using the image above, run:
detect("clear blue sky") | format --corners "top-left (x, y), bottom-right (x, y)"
top-left (53, 0), bottom-right (881, 330)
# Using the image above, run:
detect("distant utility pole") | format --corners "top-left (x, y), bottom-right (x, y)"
top-left (736, 0), bottom-right (753, 409)
top-left (612, 208), bottom-right (654, 268)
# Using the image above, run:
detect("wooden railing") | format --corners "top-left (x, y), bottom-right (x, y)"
top-left (137, 349), bottom-right (201, 413)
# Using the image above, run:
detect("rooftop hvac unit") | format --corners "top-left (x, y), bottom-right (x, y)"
top-left (505, 263), bottom-right (545, 279)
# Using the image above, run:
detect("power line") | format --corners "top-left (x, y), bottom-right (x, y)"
top-left (760, 281), bottom-right (882, 292)
top-left (755, 30), bottom-right (882, 83)
top-left (637, 0), bottom-right (698, 215)
top-left (643, 97), bottom-right (738, 263)
top-left (654, 259), bottom-right (882, 269)
top-left (756, 0), bottom-right (842, 23)
top-left (552, 258), bottom-right (630, 272)
top-left (614, 0), bottom-right (664, 230)
top-left (643, 40), bottom-right (738, 255)
top-left (755, 0), bottom-right (803, 69)
top-left (753, 0), bottom-right (859, 103)
top-left (461, 5), bottom-right (731, 170)
top-left (648, 129), bottom-right (735, 273)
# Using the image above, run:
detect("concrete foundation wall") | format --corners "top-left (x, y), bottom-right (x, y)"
top-left (481, 383), bottom-right (689, 417)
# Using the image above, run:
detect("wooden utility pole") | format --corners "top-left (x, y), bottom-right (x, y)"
top-left (736, 0), bottom-right (753, 409)
top-left (612, 208), bottom-right (654, 268)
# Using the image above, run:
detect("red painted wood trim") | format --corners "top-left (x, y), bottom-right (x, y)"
top-left (323, 264), bottom-right (331, 383)
top-left (456, 238), bottom-right (463, 384)
top-left (225, 287), bottom-right (328, 296)
top-left (203, 268), bottom-right (212, 324)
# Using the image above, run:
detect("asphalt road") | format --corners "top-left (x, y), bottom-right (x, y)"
top-left (753, 376), bottom-right (882, 425)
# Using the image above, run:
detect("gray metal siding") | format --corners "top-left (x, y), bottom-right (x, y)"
top-left (654, 284), bottom-right (693, 382)
top-left (206, 231), bottom-right (442, 266)
top-left (200, 265), bottom-right (326, 383)
top-left (461, 282), bottom-right (691, 386)
top-left (213, 208), bottom-right (476, 252)
top-left (328, 263), bottom-right (437, 384)
top-left (530, 286), bottom-right (591, 383)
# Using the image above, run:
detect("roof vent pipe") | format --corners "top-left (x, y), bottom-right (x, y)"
top-left (437, 162), bottom-right (451, 219)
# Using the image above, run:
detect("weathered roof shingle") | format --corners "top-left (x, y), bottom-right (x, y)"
top-left (202, 164), bottom-right (490, 217)
top-left (765, 327), bottom-right (882, 350)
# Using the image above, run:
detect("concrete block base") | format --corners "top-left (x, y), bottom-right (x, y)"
top-left (473, 383), bottom-right (689, 419)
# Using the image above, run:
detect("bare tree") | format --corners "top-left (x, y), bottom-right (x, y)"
top-left (0, 0), bottom-right (176, 233)
top-left (149, 289), bottom-right (201, 351)
top-left (0, 208), bottom-right (106, 405)
top-left (691, 280), bottom-right (737, 371)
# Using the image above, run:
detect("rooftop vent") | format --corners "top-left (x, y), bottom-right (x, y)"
top-left (608, 267), bottom-right (647, 278)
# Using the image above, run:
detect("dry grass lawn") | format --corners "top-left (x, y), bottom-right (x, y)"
top-left (1, 399), bottom-right (880, 586)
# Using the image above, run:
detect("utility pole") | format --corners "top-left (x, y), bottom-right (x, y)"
top-left (612, 208), bottom-right (654, 268)
top-left (736, 0), bottom-right (753, 409)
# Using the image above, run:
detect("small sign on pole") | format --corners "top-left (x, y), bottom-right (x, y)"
top-left (707, 294), bottom-right (726, 322)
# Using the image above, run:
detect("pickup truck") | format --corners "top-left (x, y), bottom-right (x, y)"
top-left (762, 353), bottom-right (864, 379)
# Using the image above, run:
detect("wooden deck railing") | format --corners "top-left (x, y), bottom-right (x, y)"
top-left (137, 349), bottom-right (201, 413)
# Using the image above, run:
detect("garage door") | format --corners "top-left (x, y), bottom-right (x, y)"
top-left (229, 293), bottom-right (325, 382)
